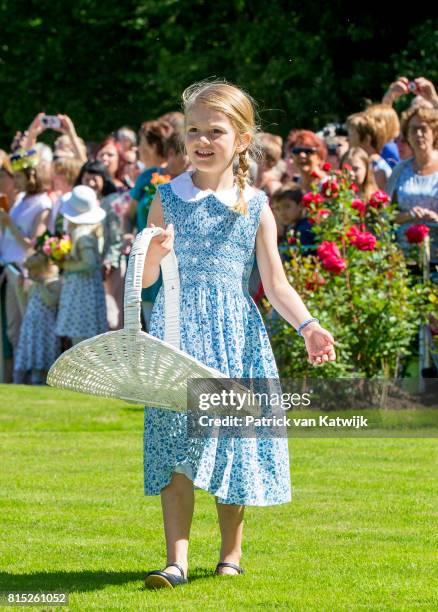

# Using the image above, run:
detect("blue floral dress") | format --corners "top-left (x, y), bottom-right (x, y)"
top-left (143, 177), bottom-right (292, 506)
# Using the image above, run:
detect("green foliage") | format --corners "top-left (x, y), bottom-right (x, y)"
top-left (0, 2), bottom-right (436, 145)
top-left (263, 169), bottom-right (438, 379)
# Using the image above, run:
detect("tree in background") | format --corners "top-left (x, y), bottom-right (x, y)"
top-left (0, 1), bottom-right (436, 145)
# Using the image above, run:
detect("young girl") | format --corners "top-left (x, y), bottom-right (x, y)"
top-left (141, 80), bottom-right (336, 589)
top-left (13, 251), bottom-right (61, 384)
top-left (55, 185), bottom-right (108, 345)
top-left (340, 147), bottom-right (379, 203)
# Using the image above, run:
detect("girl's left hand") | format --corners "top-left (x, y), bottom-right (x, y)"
top-left (301, 323), bottom-right (336, 366)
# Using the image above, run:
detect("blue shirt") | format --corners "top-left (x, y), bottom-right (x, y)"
top-left (380, 140), bottom-right (400, 169)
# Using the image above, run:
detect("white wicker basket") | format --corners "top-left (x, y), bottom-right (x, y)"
top-left (47, 227), bottom-right (231, 411)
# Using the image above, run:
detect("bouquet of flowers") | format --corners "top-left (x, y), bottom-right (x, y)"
top-left (35, 230), bottom-right (72, 263)
top-left (143, 172), bottom-right (172, 198)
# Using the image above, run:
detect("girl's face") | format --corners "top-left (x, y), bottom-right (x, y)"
top-left (96, 144), bottom-right (119, 177)
top-left (406, 116), bottom-right (434, 153)
top-left (81, 171), bottom-right (104, 196)
top-left (346, 156), bottom-right (367, 186)
top-left (185, 104), bottom-right (250, 174)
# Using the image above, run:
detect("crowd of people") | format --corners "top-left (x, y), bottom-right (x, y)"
top-left (0, 75), bottom-right (437, 384)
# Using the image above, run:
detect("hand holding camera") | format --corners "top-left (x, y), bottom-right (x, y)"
top-left (383, 76), bottom-right (438, 108)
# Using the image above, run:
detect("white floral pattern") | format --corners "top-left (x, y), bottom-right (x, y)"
top-left (143, 183), bottom-right (292, 506)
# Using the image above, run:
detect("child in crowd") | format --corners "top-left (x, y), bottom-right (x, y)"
top-left (77, 160), bottom-right (125, 330)
top-left (13, 251), bottom-right (61, 384)
top-left (271, 185), bottom-right (315, 259)
top-left (340, 147), bottom-right (379, 203)
top-left (55, 185), bottom-right (108, 345)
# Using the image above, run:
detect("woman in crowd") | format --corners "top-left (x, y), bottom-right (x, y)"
top-left (0, 150), bottom-right (52, 370)
top-left (386, 106), bottom-right (438, 264)
top-left (286, 130), bottom-right (328, 192)
top-left (347, 112), bottom-right (392, 190)
top-left (365, 104), bottom-right (401, 169)
top-left (95, 136), bottom-right (131, 191)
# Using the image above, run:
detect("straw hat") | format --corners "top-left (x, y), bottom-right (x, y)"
top-left (60, 185), bottom-right (106, 225)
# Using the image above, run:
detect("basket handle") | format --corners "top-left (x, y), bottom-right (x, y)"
top-left (123, 227), bottom-right (180, 348)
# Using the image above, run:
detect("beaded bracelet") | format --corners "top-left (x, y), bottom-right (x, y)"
top-left (297, 317), bottom-right (319, 336)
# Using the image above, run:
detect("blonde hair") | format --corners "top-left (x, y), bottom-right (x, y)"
top-left (346, 112), bottom-right (387, 152)
top-left (400, 106), bottom-right (438, 148)
top-left (365, 103), bottom-right (400, 142)
top-left (340, 146), bottom-right (379, 203)
top-left (182, 79), bottom-right (261, 216)
top-left (53, 157), bottom-right (83, 187)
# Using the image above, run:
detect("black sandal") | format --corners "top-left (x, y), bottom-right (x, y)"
top-left (215, 561), bottom-right (245, 575)
top-left (144, 562), bottom-right (188, 589)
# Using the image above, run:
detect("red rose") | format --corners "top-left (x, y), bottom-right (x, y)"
top-left (369, 190), bottom-right (389, 208)
top-left (351, 183), bottom-right (360, 193)
top-left (351, 198), bottom-right (367, 215)
top-left (354, 232), bottom-right (377, 251)
top-left (342, 163), bottom-right (353, 172)
top-left (346, 225), bottom-right (361, 243)
top-left (307, 217), bottom-right (316, 225)
top-left (347, 225), bottom-right (377, 250)
top-left (315, 208), bottom-right (331, 222)
top-left (287, 235), bottom-right (297, 244)
top-left (302, 192), bottom-right (324, 208)
top-left (322, 162), bottom-right (332, 171)
top-left (405, 224), bottom-right (430, 244)
top-left (317, 240), bottom-right (341, 259)
top-left (311, 170), bottom-right (322, 178)
top-left (321, 178), bottom-right (339, 199)
top-left (321, 254), bottom-right (347, 274)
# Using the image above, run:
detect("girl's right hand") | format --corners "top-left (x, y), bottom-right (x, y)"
top-left (147, 222), bottom-right (174, 262)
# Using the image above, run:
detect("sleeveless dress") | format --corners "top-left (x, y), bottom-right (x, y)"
top-left (55, 231), bottom-right (108, 338)
top-left (143, 171), bottom-right (292, 506)
top-left (14, 281), bottom-right (61, 371)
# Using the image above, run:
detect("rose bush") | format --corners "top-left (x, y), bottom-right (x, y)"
top-left (262, 166), bottom-right (438, 379)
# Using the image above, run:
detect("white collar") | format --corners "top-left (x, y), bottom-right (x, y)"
top-left (169, 170), bottom-right (257, 206)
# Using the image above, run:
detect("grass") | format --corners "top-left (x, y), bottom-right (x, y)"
top-left (0, 384), bottom-right (437, 611)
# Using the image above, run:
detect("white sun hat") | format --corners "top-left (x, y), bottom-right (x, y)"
top-left (60, 185), bottom-right (106, 225)
top-left (46, 227), bottom-right (259, 412)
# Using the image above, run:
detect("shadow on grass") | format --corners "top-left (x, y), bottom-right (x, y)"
top-left (0, 567), bottom-right (215, 593)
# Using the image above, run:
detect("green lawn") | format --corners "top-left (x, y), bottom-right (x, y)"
top-left (0, 385), bottom-right (437, 611)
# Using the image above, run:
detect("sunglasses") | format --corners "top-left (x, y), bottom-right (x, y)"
top-left (291, 146), bottom-right (317, 155)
